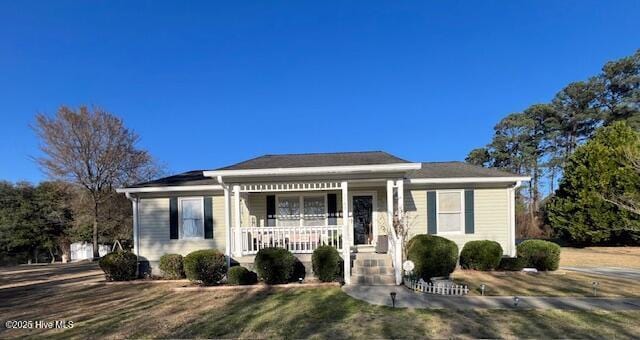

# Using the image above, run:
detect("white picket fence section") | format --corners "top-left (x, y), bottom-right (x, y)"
top-left (405, 278), bottom-right (469, 296)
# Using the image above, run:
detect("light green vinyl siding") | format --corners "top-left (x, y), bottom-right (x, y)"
top-left (406, 188), bottom-right (511, 255)
top-left (137, 195), bottom-right (226, 262)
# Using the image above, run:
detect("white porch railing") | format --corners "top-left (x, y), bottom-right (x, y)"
top-left (238, 226), bottom-right (343, 255)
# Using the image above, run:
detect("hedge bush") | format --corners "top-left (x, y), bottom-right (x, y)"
top-left (312, 245), bottom-right (341, 282)
top-left (290, 258), bottom-right (307, 282)
top-left (227, 266), bottom-right (258, 285)
top-left (497, 256), bottom-right (526, 271)
top-left (459, 240), bottom-right (503, 271)
top-left (254, 247), bottom-right (295, 284)
top-left (517, 239), bottom-right (561, 271)
top-left (159, 254), bottom-right (185, 279)
top-left (184, 249), bottom-right (226, 285)
top-left (406, 235), bottom-right (458, 280)
top-left (98, 251), bottom-right (137, 281)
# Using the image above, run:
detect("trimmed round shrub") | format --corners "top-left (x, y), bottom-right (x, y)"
top-left (406, 235), bottom-right (458, 280)
top-left (459, 240), bottom-right (503, 271)
top-left (497, 256), bottom-right (526, 271)
top-left (184, 249), bottom-right (226, 285)
top-left (254, 247), bottom-right (295, 284)
top-left (312, 245), bottom-right (341, 282)
top-left (98, 251), bottom-right (137, 281)
top-left (159, 254), bottom-right (185, 279)
top-left (517, 239), bottom-right (561, 271)
top-left (227, 266), bottom-right (258, 285)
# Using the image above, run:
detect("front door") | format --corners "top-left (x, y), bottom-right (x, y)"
top-left (352, 195), bottom-right (373, 245)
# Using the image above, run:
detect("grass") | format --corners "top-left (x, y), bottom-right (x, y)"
top-left (1, 246), bottom-right (639, 339)
top-left (452, 270), bottom-right (639, 297)
top-left (1, 281), bottom-right (639, 339)
top-left (560, 247), bottom-right (640, 268)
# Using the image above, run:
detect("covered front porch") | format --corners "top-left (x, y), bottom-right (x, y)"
top-left (220, 179), bottom-right (405, 284)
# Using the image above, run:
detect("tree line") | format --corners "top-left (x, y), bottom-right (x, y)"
top-left (0, 107), bottom-right (161, 264)
top-left (466, 49), bottom-right (640, 243)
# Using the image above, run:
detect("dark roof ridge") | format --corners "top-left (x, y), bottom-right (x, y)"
top-left (260, 150), bottom-right (393, 157)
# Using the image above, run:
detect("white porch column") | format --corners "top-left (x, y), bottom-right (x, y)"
top-left (223, 186), bottom-right (232, 265)
top-left (396, 178), bottom-right (404, 216)
top-left (394, 178), bottom-right (405, 285)
top-left (386, 179), bottom-right (394, 231)
top-left (341, 181), bottom-right (350, 285)
top-left (233, 184), bottom-right (242, 257)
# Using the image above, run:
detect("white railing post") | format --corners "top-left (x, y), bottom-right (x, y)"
top-left (341, 181), bottom-right (350, 285)
top-left (233, 185), bottom-right (242, 257)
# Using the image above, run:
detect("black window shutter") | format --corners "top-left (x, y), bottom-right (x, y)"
top-left (327, 193), bottom-right (337, 225)
top-left (204, 196), bottom-right (213, 239)
top-left (169, 197), bottom-right (179, 239)
top-left (266, 195), bottom-right (276, 227)
top-left (464, 190), bottom-right (475, 234)
top-left (427, 191), bottom-right (437, 234)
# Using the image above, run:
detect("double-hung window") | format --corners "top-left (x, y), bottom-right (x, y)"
top-left (277, 196), bottom-right (301, 227)
top-left (437, 190), bottom-right (465, 234)
top-left (303, 196), bottom-right (326, 226)
top-left (179, 197), bottom-right (204, 239)
top-left (276, 195), bottom-right (327, 226)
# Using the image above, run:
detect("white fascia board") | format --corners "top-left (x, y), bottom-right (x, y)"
top-left (203, 163), bottom-right (422, 178)
top-left (116, 185), bottom-right (223, 194)
top-left (406, 176), bottom-right (531, 184)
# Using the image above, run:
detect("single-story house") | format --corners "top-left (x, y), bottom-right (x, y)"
top-left (116, 151), bottom-right (529, 285)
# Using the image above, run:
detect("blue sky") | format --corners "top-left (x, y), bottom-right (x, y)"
top-left (1, 1), bottom-right (639, 183)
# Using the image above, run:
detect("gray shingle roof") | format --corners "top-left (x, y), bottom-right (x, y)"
top-left (128, 170), bottom-right (217, 188)
top-left (217, 151), bottom-right (409, 170)
top-left (126, 153), bottom-right (520, 188)
top-left (407, 162), bottom-right (518, 179)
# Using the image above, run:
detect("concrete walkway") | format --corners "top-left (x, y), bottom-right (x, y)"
top-left (562, 266), bottom-right (640, 280)
top-left (343, 285), bottom-right (640, 310)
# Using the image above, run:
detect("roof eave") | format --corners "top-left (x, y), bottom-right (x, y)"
top-left (115, 184), bottom-right (223, 194)
top-left (203, 162), bottom-right (422, 178)
top-left (406, 176), bottom-right (531, 184)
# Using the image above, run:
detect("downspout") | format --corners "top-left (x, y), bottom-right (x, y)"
top-left (125, 192), bottom-right (140, 275)
top-left (510, 181), bottom-right (523, 257)
top-left (217, 176), bottom-right (232, 268)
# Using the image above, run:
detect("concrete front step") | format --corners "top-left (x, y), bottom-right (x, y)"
top-left (351, 252), bottom-right (395, 285)
top-left (353, 266), bottom-right (393, 275)
top-left (352, 274), bottom-right (396, 285)
top-left (353, 252), bottom-right (390, 260)
top-left (354, 258), bottom-right (390, 267)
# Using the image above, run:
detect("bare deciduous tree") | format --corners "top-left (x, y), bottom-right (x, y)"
top-left (34, 106), bottom-right (158, 258)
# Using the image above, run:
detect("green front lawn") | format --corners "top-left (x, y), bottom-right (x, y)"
top-left (453, 269), bottom-right (640, 297)
top-left (1, 283), bottom-right (639, 339)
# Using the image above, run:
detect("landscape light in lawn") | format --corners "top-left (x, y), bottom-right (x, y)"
top-left (592, 281), bottom-right (599, 297)
top-left (480, 284), bottom-right (486, 296)
top-left (513, 296), bottom-right (520, 307)
top-left (298, 277), bottom-right (303, 284)
top-left (390, 292), bottom-right (397, 308)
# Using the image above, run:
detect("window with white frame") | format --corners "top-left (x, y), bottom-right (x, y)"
top-left (437, 190), bottom-right (464, 233)
top-left (179, 197), bottom-right (204, 239)
top-left (303, 196), bottom-right (326, 226)
top-left (276, 195), bottom-right (326, 227)
top-left (277, 196), bottom-right (301, 227)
